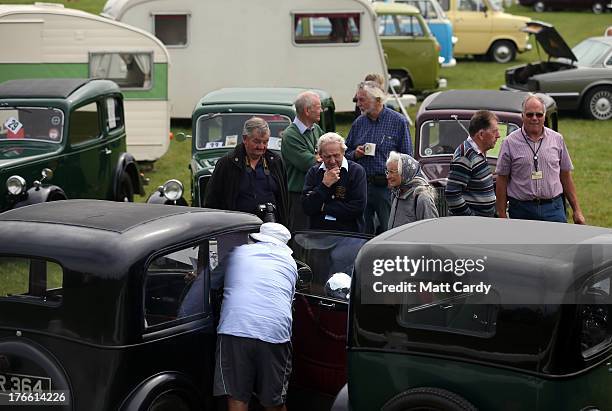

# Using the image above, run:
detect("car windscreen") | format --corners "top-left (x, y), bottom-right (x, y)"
top-left (195, 113), bottom-right (291, 151)
top-left (419, 119), bottom-right (519, 158)
top-left (573, 39), bottom-right (610, 66)
top-left (0, 107), bottom-right (64, 144)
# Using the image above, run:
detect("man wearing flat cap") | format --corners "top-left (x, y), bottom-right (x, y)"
top-left (214, 222), bottom-right (298, 411)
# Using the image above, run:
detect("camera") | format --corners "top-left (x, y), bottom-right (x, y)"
top-left (256, 203), bottom-right (277, 223)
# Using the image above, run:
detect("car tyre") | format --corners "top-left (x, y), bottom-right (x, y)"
top-left (381, 387), bottom-right (477, 411)
top-left (489, 40), bottom-right (516, 63)
top-left (148, 392), bottom-right (192, 411)
top-left (592, 2), bottom-right (604, 13)
top-left (583, 87), bottom-right (612, 120)
top-left (118, 173), bottom-right (134, 202)
top-left (533, 1), bottom-right (546, 11)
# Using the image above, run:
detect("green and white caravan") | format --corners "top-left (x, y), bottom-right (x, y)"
top-left (0, 3), bottom-right (170, 163)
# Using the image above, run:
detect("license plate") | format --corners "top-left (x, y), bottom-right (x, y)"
top-left (0, 372), bottom-right (51, 393)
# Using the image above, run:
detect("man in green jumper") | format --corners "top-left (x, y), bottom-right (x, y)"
top-left (281, 91), bottom-right (324, 230)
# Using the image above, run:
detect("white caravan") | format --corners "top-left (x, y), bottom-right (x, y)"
top-left (101, 0), bottom-right (388, 116)
top-left (0, 3), bottom-right (171, 162)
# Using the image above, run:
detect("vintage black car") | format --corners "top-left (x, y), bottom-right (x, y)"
top-left (332, 217), bottom-right (612, 411)
top-left (502, 22), bottom-right (612, 120)
top-left (415, 89), bottom-right (558, 215)
top-left (0, 200), bottom-right (368, 410)
top-left (0, 78), bottom-right (143, 212)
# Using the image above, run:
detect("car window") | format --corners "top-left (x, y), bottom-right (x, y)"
top-left (397, 15), bottom-right (424, 37)
top-left (89, 52), bottom-right (153, 90)
top-left (290, 232), bottom-right (369, 301)
top-left (398, 288), bottom-right (499, 337)
top-left (580, 271), bottom-right (612, 358)
top-left (154, 14), bottom-right (189, 47)
top-left (572, 39), bottom-right (611, 66)
top-left (439, 0), bottom-right (450, 11)
top-left (294, 13), bottom-right (360, 44)
top-left (69, 102), bottom-right (101, 146)
top-left (458, 0), bottom-right (481, 11)
top-left (144, 232), bottom-right (250, 329)
top-left (0, 107), bottom-right (64, 143)
top-left (105, 97), bottom-right (124, 132)
top-left (195, 113), bottom-right (291, 151)
top-left (0, 257), bottom-right (63, 305)
top-left (400, 0), bottom-right (441, 19)
top-left (419, 119), bottom-right (519, 157)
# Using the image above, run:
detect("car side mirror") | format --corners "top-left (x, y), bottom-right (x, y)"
top-left (297, 265), bottom-right (313, 292)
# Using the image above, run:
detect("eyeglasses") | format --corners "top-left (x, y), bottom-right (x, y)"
top-left (385, 169), bottom-right (399, 176)
top-left (525, 112), bottom-right (544, 118)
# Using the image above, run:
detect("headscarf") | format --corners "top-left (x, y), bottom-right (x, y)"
top-left (391, 153), bottom-right (430, 198)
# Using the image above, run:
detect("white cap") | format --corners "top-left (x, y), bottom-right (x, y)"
top-left (250, 222), bottom-right (291, 247)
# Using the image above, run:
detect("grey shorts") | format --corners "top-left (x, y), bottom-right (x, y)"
top-left (213, 334), bottom-right (292, 407)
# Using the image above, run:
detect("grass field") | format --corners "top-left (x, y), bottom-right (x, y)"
top-left (1, 0), bottom-right (610, 226)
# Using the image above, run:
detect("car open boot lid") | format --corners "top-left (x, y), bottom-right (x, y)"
top-left (522, 21), bottom-right (577, 62)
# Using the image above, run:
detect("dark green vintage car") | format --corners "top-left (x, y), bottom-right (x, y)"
top-left (148, 87), bottom-right (335, 206)
top-left (0, 78), bottom-right (143, 211)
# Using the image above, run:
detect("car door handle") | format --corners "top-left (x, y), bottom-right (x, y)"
top-left (319, 301), bottom-right (336, 309)
top-left (101, 148), bottom-right (112, 155)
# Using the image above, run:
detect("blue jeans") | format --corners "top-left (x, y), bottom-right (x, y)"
top-left (508, 195), bottom-right (566, 223)
top-left (365, 183), bottom-right (391, 234)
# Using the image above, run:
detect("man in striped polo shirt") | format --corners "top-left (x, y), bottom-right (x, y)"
top-left (495, 94), bottom-right (585, 224)
top-left (445, 110), bottom-right (499, 217)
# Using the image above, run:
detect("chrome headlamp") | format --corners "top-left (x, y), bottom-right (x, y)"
top-left (162, 179), bottom-right (184, 201)
top-left (6, 175), bottom-right (26, 195)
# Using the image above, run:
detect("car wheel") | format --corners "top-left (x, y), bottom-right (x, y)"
top-left (381, 387), bottom-right (477, 411)
top-left (118, 173), bottom-right (134, 202)
top-left (148, 392), bottom-right (191, 411)
top-left (489, 40), bottom-right (516, 63)
top-left (592, 1), bottom-right (604, 13)
top-left (533, 1), bottom-right (545, 11)
top-left (583, 87), bottom-right (612, 120)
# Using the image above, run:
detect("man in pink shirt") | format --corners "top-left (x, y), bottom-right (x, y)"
top-left (495, 94), bottom-right (585, 224)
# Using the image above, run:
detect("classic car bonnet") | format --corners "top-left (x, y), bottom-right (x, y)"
top-left (523, 21), bottom-right (577, 62)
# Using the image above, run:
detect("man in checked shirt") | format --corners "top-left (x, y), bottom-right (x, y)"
top-left (495, 94), bottom-right (585, 224)
top-left (345, 81), bottom-right (413, 234)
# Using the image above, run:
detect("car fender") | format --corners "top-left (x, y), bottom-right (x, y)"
top-left (119, 372), bottom-right (202, 411)
top-left (578, 80), bottom-right (612, 103)
top-left (13, 185), bottom-right (67, 209)
top-left (0, 339), bottom-right (73, 410)
top-left (114, 153), bottom-right (144, 197)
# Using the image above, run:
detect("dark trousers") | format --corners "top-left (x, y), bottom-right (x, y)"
top-left (289, 191), bottom-right (309, 231)
top-left (365, 183), bottom-right (391, 234)
top-left (508, 195), bottom-right (566, 223)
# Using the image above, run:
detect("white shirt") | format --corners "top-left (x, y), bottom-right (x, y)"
top-left (217, 241), bottom-right (298, 343)
top-left (318, 156), bottom-right (349, 171)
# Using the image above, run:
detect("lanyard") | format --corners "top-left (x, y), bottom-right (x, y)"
top-left (521, 129), bottom-right (543, 171)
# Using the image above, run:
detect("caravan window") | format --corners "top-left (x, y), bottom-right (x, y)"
top-left (294, 13), bottom-right (360, 44)
top-left (154, 14), bottom-right (189, 47)
top-left (89, 53), bottom-right (153, 90)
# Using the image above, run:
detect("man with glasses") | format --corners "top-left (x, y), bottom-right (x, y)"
top-left (302, 132), bottom-right (367, 232)
top-left (495, 94), bottom-right (585, 224)
top-left (345, 80), bottom-right (412, 234)
top-left (445, 110), bottom-right (499, 217)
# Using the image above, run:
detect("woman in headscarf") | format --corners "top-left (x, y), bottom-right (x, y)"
top-left (386, 151), bottom-right (438, 228)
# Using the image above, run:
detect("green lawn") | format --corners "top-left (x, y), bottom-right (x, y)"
top-left (1, 0), bottom-right (610, 227)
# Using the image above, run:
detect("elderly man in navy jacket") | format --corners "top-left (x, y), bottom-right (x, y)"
top-left (302, 132), bottom-right (367, 233)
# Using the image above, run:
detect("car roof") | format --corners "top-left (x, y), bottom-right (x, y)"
top-left (198, 87), bottom-right (333, 107)
top-left (0, 78), bottom-right (118, 99)
top-left (373, 2), bottom-right (421, 14)
top-left (0, 200), bottom-right (261, 274)
top-left (420, 90), bottom-right (556, 113)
